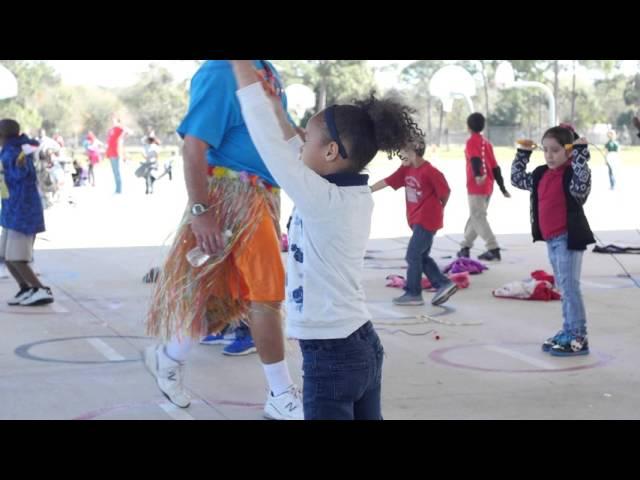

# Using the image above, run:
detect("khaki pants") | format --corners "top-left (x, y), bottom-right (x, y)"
top-left (460, 194), bottom-right (499, 251)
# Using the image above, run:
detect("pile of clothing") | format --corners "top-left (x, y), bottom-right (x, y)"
top-left (493, 270), bottom-right (561, 301)
top-left (593, 244), bottom-right (640, 254)
top-left (386, 272), bottom-right (470, 291)
top-left (443, 258), bottom-right (488, 275)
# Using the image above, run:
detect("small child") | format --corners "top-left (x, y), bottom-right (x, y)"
top-left (83, 131), bottom-right (103, 187)
top-left (511, 125), bottom-right (594, 356)
top-left (604, 130), bottom-right (619, 190)
top-left (141, 136), bottom-right (159, 194)
top-left (371, 141), bottom-right (458, 307)
top-left (458, 113), bottom-right (511, 261)
top-left (72, 159), bottom-right (86, 186)
top-left (231, 60), bottom-right (424, 419)
top-left (0, 118), bottom-right (54, 306)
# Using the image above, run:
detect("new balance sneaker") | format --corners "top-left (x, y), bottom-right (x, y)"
top-left (223, 335), bottom-right (257, 356)
top-left (431, 282), bottom-right (458, 306)
top-left (264, 384), bottom-right (304, 420)
top-left (542, 330), bottom-right (569, 352)
top-left (550, 335), bottom-right (589, 357)
top-left (144, 345), bottom-right (191, 408)
top-left (478, 248), bottom-right (501, 261)
top-left (8, 287), bottom-right (33, 306)
top-left (392, 293), bottom-right (424, 306)
top-left (19, 287), bottom-right (54, 306)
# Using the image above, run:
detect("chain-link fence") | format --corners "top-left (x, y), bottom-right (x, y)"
top-left (436, 125), bottom-right (640, 147)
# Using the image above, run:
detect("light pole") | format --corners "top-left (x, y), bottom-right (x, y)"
top-left (495, 61), bottom-right (556, 127)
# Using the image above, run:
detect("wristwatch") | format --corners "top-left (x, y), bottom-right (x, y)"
top-left (190, 203), bottom-right (208, 216)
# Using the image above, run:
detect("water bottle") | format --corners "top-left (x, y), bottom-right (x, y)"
top-left (186, 229), bottom-right (233, 267)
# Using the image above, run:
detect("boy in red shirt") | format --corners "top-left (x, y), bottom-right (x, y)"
top-left (371, 140), bottom-right (458, 306)
top-left (458, 113), bottom-right (511, 261)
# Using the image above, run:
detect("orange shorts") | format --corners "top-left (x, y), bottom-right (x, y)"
top-left (216, 201), bottom-right (285, 303)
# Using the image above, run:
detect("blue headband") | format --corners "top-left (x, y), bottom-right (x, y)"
top-left (324, 105), bottom-right (349, 159)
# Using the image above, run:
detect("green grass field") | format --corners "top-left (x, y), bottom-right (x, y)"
top-left (368, 145), bottom-right (640, 169)
top-left (69, 144), bottom-right (640, 172)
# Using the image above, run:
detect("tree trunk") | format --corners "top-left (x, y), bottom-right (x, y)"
top-left (481, 61), bottom-right (490, 140)
top-left (317, 78), bottom-right (327, 111)
top-left (316, 60), bottom-right (328, 111)
top-left (427, 94), bottom-right (432, 141)
top-left (538, 94), bottom-right (543, 136)
top-left (570, 60), bottom-right (577, 124)
top-left (553, 61), bottom-right (559, 122)
top-left (437, 102), bottom-right (444, 146)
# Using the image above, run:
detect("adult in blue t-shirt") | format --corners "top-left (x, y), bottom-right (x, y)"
top-left (177, 60), bottom-right (295, 186)
top-left (144, 60), bottom-right (304, 420)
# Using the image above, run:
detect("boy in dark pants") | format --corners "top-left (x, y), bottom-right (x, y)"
top-left (371, 141), bottom-right (458, 306)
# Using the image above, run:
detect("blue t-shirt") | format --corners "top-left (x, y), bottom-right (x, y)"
top-left (0, 135), bottom-right (45, 235)
top-left (177, 60), bottom-right (293, 187)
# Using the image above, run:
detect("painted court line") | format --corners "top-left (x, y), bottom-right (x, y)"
top-left (86, 338), bottom-right (126, 361)
top-left (581, 280), bottom-right (621, 289)
top-left (158, 402), bottom-right (195, 420)
top-left (483, 345), bottom-right (556, 370)
top-left (49, 302), bottom-right (70, 313)
top-left (367, 302), bottom-right (417, 320)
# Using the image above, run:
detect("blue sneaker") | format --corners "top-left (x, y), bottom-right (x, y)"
top-left (200, 326), bottom-right (234, 345)
top-left (542, 330), bottom-right (569, 352)
top-left (550, 335), bottom-right (589, 357)
top-left (223, 335), bottom-right (257, 356)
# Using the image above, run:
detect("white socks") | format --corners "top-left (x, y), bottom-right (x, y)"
top-left (262, 360), bottom-right (293, 396)
top-left (164, 338), bottom-right (293, 396)
top-left (165, 336), bottom-right (196, 363)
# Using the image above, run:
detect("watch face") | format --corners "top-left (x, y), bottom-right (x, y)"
top-left (192, 204), bottom-right (204, 215)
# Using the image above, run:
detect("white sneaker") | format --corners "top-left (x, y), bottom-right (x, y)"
top-left (144, 345), bottom-right (192, 408)
top-left (19, 287), bottom-right (54, 306)
top-left (8, 287), bottom-right (34, 306)
top-left (264, 384), bottom-right (304, 420)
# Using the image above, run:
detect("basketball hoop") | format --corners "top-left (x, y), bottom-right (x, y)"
top-left (285, 83), bottom-right (316, 121)
top-left (429, 65), bottom-right (476, 114)
top-left (495, 61), bottom-right (556, 126)
top-left (0, 63), bottom-right (18, 100)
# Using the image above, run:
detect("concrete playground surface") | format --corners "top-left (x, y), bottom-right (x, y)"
top-left (1, 154), bottom-right (639, 419)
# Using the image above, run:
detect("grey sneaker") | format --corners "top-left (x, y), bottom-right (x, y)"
top-left (431, 282), bottom-right (458, 306)
top-left (392, 293), bottom-right (425, 306)
top-left (478, 248), bottom-right (501, 261)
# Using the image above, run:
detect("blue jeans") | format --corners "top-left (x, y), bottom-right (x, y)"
top-left (300, 321), bottom-right (384, 420)
top-left (109, 157), bottom-right (122, 194)
top-left (405, 225), bottom-right (450, 296)
top-left (546, 233), bottom-right (587, 337)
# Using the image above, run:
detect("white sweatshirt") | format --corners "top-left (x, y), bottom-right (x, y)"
top-left (237, 82), bottom-right (373, 340)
